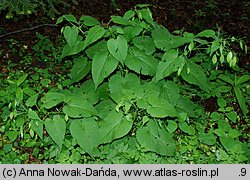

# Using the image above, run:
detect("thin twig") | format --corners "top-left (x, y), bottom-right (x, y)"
top-left (0, 24), bottom-right (59, 39)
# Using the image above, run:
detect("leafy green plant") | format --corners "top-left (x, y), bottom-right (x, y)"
top-left (37, 5), bottom-right (249, 162)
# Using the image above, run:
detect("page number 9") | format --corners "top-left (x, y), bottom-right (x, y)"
top-left (240, 168), bottom-right (246, 176)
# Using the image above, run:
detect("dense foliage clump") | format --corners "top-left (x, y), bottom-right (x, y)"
top-left (0, 5), bottom-right (249, 164)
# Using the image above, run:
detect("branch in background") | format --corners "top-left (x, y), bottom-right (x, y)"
top-left (0, 24), bottom-right (58, 39)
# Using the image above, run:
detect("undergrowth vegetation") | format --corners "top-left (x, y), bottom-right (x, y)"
top-left (0, 5), bottom-right (249, 164)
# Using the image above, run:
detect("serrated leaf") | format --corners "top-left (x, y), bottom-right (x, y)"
top-left (179, 122), bottom-right (196, 135)
top-left (69, 57), bottom-right (90, 84)
top-left (70, 117), bottom-right (100, 155)
top-left (99, 111), bottom-right (133, 144)
top-left (156, 54), bottom-right (185, 82)
top-left (84, 25), bottom-right (106, 48)
top-left (92, 50), bottom-right (118, 89)
top-left (152, 26), bottom-right (193, 51)
top-left (132, 36), bottom-right (155, 55)
top-left (125, 47), bottom-right (158, 76)
top-left (136, 120), bottom-right (176, 156)
top-left (181, 61), bottom-right (210, 92)
top-left (63, 96), bottom-right (97, 118)
top-left (152, 26), bottom-right (172, 50)
top-left (28, 108), bottom-right (41, 120)
top-left (80, 15), bottom-right (100, 26)
top-left (147, 97), bottom-right (177, 118)
top-left (45, 115), bottom-right (66, 148)
top-left (159, 81), bottom-right (180, 106)
top-left (25, 94), bottom-right (38, 107)
top-left (41, 92), bottom-right (65, 109)
top-left (107, 35), bottom-right (128, 63)
top-left (176, 96), bottom-right (198, 117)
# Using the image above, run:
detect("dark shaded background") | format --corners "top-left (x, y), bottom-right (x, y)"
top-left (0, 0), bottom-right (249, 66)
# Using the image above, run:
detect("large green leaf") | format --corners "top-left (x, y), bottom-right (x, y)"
top-left (30, 119), bottom-right (43, 140)
top-left (132, 36), bottom-right (155, 55)
top-left (76, 80), bottom-right (99, 105)
top-left (61, 40), bottom-right (85, 58)
top-left (218, 74), bottom-right (234, 86)
top-left (196, 29), bottom-right (215, 38)
top-left (123, 26), bottom-right (143, 41)
top-left (147, 96), bottom-right (177, 118)
top-left (109, 73), bottom-right (142, 103)
top-left (99, 111), bottom-right (133, 144)
top-left (63, 26), bottom-right (79, 47)
top-left (236, 75), bottom-right (250, 86)
top-left (84, 25), bottom-right (106, 49)
top-left (181, 61), bottom-right (210, 92)
top-left (92, 50), bottom-right (118, 89)
top-left (70, 117), bottom-right (100, 155)
top-left (86, 41), bottom-right (107, 59)
top-left (136, 120), bottom-right (176, 156)
top-left (107, 35), bottom-right (128, 63)
top-left (125, 47), bottom-right (158, 76)
top-left (28, 108), bottom-right (40, 120)
top-left (16, 73), bottom-right (28, 86)
top-left (41, 92), bottom-right (65, 109)
top-left (152, 25), bottom-right (193, 51)
top-left (198, 132), bottom-right (217, 145)
top-left (25, 94), bottom-right (38, 107)
top-left (63, 96), bottom-right (97, 118)
top-left (80, 15), bottom-right (101, 26)
top-left (159, 81), bottom-right (180, 106)
top-left (45, 115), bottom-right (66, 148)
top-left (111, 15), bottom-right (136, 26)
top-left (151, 26), bottom-right (172, 50)
top-left (179, 122), bottom-right (196, 135)
top-left (175, 96), bottom-right (198, 117)
top-left (156, 52), bottom-right (185, 81)
top-left (219, 135), bottom-right (237, 152)
top-left (69, 57), bottom-right (90, 84)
